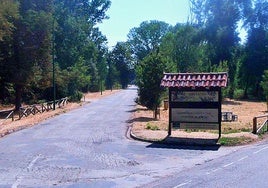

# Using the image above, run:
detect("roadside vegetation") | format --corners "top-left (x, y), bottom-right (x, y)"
top-left (0, 0), bottom-right (267, 113)
top-left (0, 1), bottom-right (267, 146)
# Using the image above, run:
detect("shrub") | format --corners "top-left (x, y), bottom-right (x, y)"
top-left (69, 91), bottom-right (83, 102)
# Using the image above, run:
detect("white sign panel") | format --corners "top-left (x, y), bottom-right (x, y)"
top-left (171, 91), bottom-right (219, 102)
top-left (172, 108), bottom-right (219, 123)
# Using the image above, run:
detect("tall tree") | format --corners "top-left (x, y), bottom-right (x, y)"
top-left (239, 0), bottom-right (268, 98)
top-left (8, 0), bottom-right (53, 110)
top-left (191, 0), bottom-right (243, 97)
top-left (54, 0), bottom-right (110, 93)
top-left (0, 0), bottom-right (19, 103)
top-left (160, 24), bottom-right (205, 73)
top-left (127, 20), bottom-right (170, 62)
top-left (136, 51), bottom-right (172, 119)
top-left (260, 70), bottom-right (268, 111)
top-left (191, 0), bottom-right (241, 64)
top-left (0, 0), bottom-right (19, 41)
top-left (109, 42), bottom-right (132, 89)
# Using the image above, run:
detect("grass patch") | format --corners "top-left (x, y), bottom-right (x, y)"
top-left (222, 128), bottom-right (241, 134)
top-left (219, 136), bottom-right (254, 146)
top-left (145, 123), bottom-right (160, 130)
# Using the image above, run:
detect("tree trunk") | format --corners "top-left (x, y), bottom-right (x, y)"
top-left (15, 84), bottom-right (23, 111)
top-left (153, 108), bottom-right (159, 120)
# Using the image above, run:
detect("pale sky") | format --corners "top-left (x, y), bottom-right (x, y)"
top-left (98, 0), bottom-right (246, 48)
top-left (98, 0), bottom-right (191, 48)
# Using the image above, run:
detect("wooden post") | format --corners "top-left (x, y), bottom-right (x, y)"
top-left (168, 89), bottom-right (172, 136)
top-left (253, 117), bottom-right (257, 134)
top-left (218, 88), bottom-right (222, 139)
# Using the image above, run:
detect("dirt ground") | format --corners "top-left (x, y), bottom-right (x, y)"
top-left (131, 98), bottom-right (267, 141)
top-left (0, 90), bottom-right (267, 143)
top-left (0, 90), bottom-right (120, 137)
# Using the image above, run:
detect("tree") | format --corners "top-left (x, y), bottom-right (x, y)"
top-left (239, 0), bottom-right (268, 99)
top-left (0, 0), bottom-right (19, 103)
top-left (160, 24), bottom-right (206, 73)
top-left (54, 0), bottom-right (110, 93)
top-left (127, 20), bottom-right (170, 62)
top-left (136, 51), bottom-right (171, 119)
top-left (190, 0), bottom-right (245, 98)
top-left (0, 0), bottom-right (18, 41)
top-left (109, 42), bottom-right (133, 89)
top-left (260, 70), bottom-right (268, 111)
top-left (7, 0), bottom-right (53, 110)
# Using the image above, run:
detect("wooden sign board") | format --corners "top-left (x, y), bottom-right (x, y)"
top-left (169, 88), bottom-right (222, 136)
top-left (171, 108), bottom-right (218, 123)
top-left (171, 91), bottom-right (219, 102)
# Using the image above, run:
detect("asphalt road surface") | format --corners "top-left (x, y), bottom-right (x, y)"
top-left (146, 140), bottom-right (268, 188)
top-left (0, 87), bottom-right (264, 187)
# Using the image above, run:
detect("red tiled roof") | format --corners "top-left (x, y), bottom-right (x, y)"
top-left (161, 72), bottom-right (228, 89)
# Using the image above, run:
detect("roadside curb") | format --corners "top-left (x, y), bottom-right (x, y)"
top-left (129, 128), bottom-right (220, 147)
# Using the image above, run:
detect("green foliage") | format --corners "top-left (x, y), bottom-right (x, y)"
top-left (0, 0), bottom-right (111, 108)
top-left (69, 91), bottom-right (83, 102)
top-left (146, 123), bottom-right (160, 131)
top-left (0, 0), bottom-right (268, 109)
top-left (219, 136), bottom-right (254, 146)
top-left (237, 0), bottom-right (268, 99)
top-left (233, 89), bottom-right (245, 100)
top-left (136, 52), bottom-right (171, 117)
top-left (0, 0), bottom-right (18, 41)
top-left (109, 42), bottom-right (133, 89)
top-left (127, 20), bottom-right (170, 62)
top-left (161, 24), bottom-right (207, 72)
top-left (261, 70), bottom-right (268, 110)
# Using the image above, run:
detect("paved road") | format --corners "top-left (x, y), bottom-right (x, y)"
top-left (0, 88), bottom-right (244, 187)
top-left (144, 139), bottom-right (268, 188)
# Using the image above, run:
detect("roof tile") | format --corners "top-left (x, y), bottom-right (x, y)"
top-left (161, 72), bottom-right (228, 89)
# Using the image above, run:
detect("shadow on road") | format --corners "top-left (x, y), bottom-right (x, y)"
top-left (146, 137), bottom-right (220, 151)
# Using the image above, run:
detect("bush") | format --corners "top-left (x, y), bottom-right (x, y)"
top-left (69, 91), bottom-right (83, 102)
top-left (233, 89), bottom-right (245, 99)
top-left (146, 123), bottom-right (160, 130)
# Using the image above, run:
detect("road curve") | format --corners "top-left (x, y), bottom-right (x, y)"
top-left (0, 87), bottom-right (239, 187)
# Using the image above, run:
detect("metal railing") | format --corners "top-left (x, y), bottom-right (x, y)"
top-left (253, 114), bottom-right (268, 134)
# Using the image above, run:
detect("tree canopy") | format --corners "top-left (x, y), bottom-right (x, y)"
top-left (0, 0), bottom-right (267, 111)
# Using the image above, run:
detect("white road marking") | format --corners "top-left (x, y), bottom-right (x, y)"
top-left (238, 156), bottom-right (248, 161)
top-left (223, 162), bottom-right (234, 168)
top-left (12, 154), bottom-right (41, 188)
top-left (212, 168), bottom-right (221, 172)
top-left (27, 154), bottom-right (41, 171)
top-left (253, 146), bottom-right (268, 154)
top-left (173, 180), bottom-right (192, 188)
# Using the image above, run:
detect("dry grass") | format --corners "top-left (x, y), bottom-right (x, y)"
top-left (131, 99), bottom-right (267, 141)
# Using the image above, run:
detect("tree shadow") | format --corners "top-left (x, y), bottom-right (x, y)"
top-left (146, 136), bottom-right (220, 151)
top-left (127, 117), bottom-right (156, 123)
top-left (222, 100), bottom-right (242, 105)
top-left (126, 107), bottom-right (150, 113)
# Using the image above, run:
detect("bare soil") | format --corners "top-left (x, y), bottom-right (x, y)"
top-left (131, 98), bottom-right (267, 142)
top-left (1, 90), bottom-right (267, 145)
top-left (0, 90), bottom-right (120, 138)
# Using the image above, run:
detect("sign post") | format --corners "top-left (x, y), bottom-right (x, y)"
top-left (161, 72), bottom-right (228, 139)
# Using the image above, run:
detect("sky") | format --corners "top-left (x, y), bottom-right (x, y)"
top-left (98, 0), bottom-right (191, 48)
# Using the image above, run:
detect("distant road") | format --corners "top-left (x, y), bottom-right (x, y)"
top-left (0, 87), bottom-right (252, 187)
